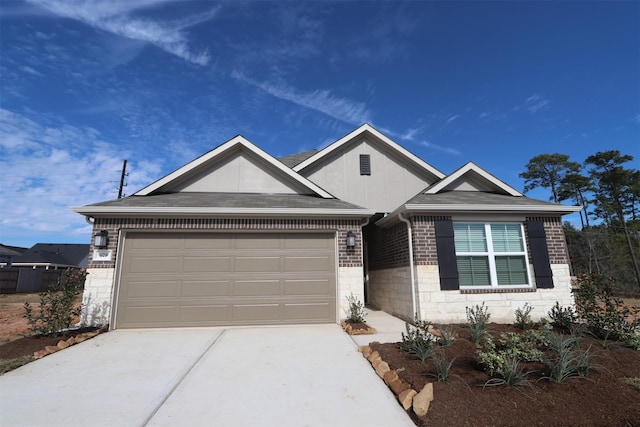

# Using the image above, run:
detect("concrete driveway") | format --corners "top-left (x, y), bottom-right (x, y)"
top-left (0, 325), bottom-right (413, 427)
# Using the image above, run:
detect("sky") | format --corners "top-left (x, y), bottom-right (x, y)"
top-left (1, 0), bottom-right (639, 248)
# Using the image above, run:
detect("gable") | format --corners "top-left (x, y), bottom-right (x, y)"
top-left (293, 124), bottom-right (444, 213)
top-left (159, 148), bottom-right (311, 195)
top-left (424, 162), bottom-right (522, 196)
top-left (135, 136), bottom-right (333, 198)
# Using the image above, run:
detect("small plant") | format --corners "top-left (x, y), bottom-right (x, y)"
top-left (401, 320), bottom-right (437, 363)
top-left (24, 268), bottom-right (86, 336)
top-left (572, 274), bottom-right (640, 349)
top-left (548, 301), bottom-right (577, 332)
top-left (466, 303), bottom-right (490, 344)
top-left (345, 293), bottom-right (367, 323)
top-left (437, 325), bottom-right (456, 347)
top-left (432, 350), bottom-right (455, 383)
top-left (484, 356), bottom-right (535, 388)
top-left (514, 303), bottom-right (534, 330)
top-left (541, 331), bottom-right (587, 383)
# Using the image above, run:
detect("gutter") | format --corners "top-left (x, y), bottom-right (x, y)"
top-left (398, 212), bottom-right (418, 322)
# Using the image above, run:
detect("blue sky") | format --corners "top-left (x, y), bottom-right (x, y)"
top-left (1, 0), bottom-right (638, 248)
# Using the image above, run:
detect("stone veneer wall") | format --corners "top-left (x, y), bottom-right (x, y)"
top-left (82, 217), bottom-right (364, 327)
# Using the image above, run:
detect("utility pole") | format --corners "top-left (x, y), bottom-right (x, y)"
top-left (117, 159), bottom-right (128, 199)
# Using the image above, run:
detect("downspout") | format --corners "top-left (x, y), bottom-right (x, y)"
top-left (360, 217), bottom-right (370, 302)
top-left (398, 212), bottom-right (418, 321)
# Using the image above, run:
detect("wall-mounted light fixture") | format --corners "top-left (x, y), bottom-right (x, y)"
top-left (94, 230), bottom-right (109, 249)
top-left (346, 230), bottom-right (356, 249)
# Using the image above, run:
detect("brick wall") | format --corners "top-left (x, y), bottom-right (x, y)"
top-left (526, 216), bottom-right (569, 264)
top-left (88, 217), bottom-right (363, 268)
top-left (367, 222), bottom-right (409, 270)
top-left (411, 216), bottom-right (446, 266)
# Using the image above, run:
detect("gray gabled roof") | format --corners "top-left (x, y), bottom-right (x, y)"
top-left (278, 150), bottom-right (319, 168)
top-left (12, 243), bottom-right (90, 268)
top-left (74, 192), bottom-right (373, 218)
top-left (377, 191), bottom-right (581, 227)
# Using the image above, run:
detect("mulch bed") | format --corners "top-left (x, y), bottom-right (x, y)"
top-left (371, 324), bottom-right (640, 427)
top-left (0, 327), bottom-right (104, 360)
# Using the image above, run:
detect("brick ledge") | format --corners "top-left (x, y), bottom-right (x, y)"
top-left (460, 288), bottom-right (537, 294)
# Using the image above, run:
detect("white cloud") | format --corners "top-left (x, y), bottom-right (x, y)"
top-left (0, 108), bottom-right (162, 246)
top-left (232, 71), bottom-right (371, 125)
top-left (25, 0), bottom-right (216, 65)
top-left (400, 127), bottom-right (420, 141)
top-left (522, 94), bottom-right (549, 114)
top-left (419, 140), bottom-right (461, 156)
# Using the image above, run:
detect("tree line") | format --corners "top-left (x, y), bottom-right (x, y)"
top-left (519, 151), bottom-right (640, 291)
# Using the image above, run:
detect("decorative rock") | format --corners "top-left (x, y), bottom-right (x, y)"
top-left (374, 360), bottom-right (390, 378)
top-left (383, 369), bottom-right (399, 386)
top-left (412, 383), bottom-right (434, 417)
top-left (428, 325), bottom-right (442, 338)
top-left (75, 336), bottom-right (86, 343)
top-left (367, 351), bottom-right (381, 363)
top-left (33, 350), bottom-right (48, 359)
top-left (57, 340), bottom-right (70, 349)
top-left (44, 346), bottom-right (59, 354)
top-left (389, 378), bottom-right (411, 395)
top-left (66, 337), bottom-right (77, 345)
top-left (359, 346), bottom-right (373, 358)
top-left (398, 389), bottom-right (417, 411)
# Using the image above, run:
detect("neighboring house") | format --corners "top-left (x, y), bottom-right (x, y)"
top-left (73, 124), bottom-right (580, 329)
top-left (0, 244), bottom-right (27, 268)
top-left (8, 243), bottom-right (90, 269)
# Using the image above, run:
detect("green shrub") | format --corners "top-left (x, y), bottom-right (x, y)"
top-left (477, 330), bottom-right (546, 376)
top-left (437, 325), bottom-right (456, 347)
top-left (23, 268), bottom-right (86, 336)
top-left (548, 301), bottom-right (577, 332)
top-left (514, 303), bottom-right (534, 330)
top-left (572, 274), bottom-right (640, 349)
top-left (401, 320), bottom-right (437, 363)
top-left (432, 350), bottom-right (455, 383)
top-left (466, 303), bottom-right (491, 344)
top-left (345, 293), bottom-right (367, 323)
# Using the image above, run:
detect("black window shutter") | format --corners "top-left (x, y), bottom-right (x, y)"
top-left (435, 219), bottom-right (459, 290)
top-left (526, 220), bottom-right (554, 288)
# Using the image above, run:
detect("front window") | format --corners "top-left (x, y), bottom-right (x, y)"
top-left (454, 223), bottom-right (531, 288)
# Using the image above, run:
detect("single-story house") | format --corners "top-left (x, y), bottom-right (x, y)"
top-left (73, 124), bottom-right (580, 329)
top-left (5, 243), bottom-right (90, 270)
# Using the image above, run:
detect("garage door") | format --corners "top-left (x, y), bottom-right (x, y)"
top-left (114, 232), bottom-right (337, 329)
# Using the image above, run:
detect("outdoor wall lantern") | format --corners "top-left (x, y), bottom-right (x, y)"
top-left (346, 230), bottom-right (356, 249)
top-left (94, 230), bottom-right (109, 249)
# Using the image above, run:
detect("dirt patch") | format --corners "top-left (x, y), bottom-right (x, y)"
top-left (370, 324), bottom-right (640, 427)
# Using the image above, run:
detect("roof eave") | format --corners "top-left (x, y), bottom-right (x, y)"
top-left (376, 204), bottom-right (582, 227)
top-left (72, 206), bottom-right (375, 218)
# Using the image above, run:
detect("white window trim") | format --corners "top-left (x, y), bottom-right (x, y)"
top-left (456, 223), bottom-right (533, 290)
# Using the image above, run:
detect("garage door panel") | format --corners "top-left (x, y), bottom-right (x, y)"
top-left (122, 306), bottom-right (178, 324)
top-left (235, 257), bottom-right (280, 273)
top-left (234, 280), bottom-right (281, 296)
top-left (126, 280), bottom-right (178, 298)
top-left (284, 256), bottom-right (332, 272)
top-left (184, 235), bottom-right (232, 249)
top-left (284, 303), bottom-right (333, 321)
top-left (129, 257), bottom-right (181, 273)
top-left (116, 232), bottom-right (337, 329)
top-left (179, 305), bottom-right (231, 322)
top-left (129, 234), bottom-right (184, 250)
top-left (181, 281), bottom-right (230, 297)
top-left (284, 236), bottom-right (332, 249)
top-left (235, 236), bottom-right (281, 250)
top-left (182, 257), bottom-right (231, 272)
top-left (284, 279), bottom-right (331, 296)
top-left (233, 304), bottom-right (280, 321)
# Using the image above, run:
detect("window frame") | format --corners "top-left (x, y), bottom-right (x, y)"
top-left (454, 222), bottom-right (533, 290)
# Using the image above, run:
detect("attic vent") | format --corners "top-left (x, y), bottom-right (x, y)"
top-left (360, 154), bottom-right (371, 175)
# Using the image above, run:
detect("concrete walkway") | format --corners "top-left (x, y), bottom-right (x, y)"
top-left (1, 321), bottom-right (412, 427)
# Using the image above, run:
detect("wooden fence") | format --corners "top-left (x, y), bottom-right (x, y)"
top-left (0, 268), bottom-right (65, 294)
